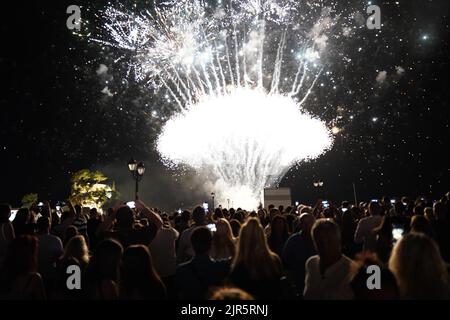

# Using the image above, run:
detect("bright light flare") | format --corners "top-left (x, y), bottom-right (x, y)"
top-left (157, 88), bottom-right (333, 209)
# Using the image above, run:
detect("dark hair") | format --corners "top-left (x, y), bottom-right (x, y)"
top-left (268, 215), bottom-right (289, 246)
top-left (181, 210), bottom-right (191, 222)
top-left (190, 227), bottom-right (212, 255)
top-left (229, 219), bottom-right (242, 238)
top-left (120, 245), bottom-right (166, 299)
top-left (89, 208), bottom-right (98, 218)
top-left (87, 239), bottom-right (123, 284)
top-left (369, 201), bottom-right (382, 216)
top-left (410, 215), bottom-right (435, 239)
top-left (213, 207), bottom-right (224, 220)
top-left (13, 208), bottom-right (29, 226)
top-left (0, 235), bottom-right (39, 291)
top-left (350, 252), bottom-right (399, 299)
top-left (116, 206), bottom-right (135, 229)
top-left (0, 203), bottom-right (11, 223)
top-left (64, 225), bottom-right (79, 245)
top-left (74, 204), bottom-right (82, 215)
top-left (192, 206), bottom-right (206, 225)
top-left (37, 216), bottom-right (50, 233)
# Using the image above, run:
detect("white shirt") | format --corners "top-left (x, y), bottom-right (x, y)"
top-left (354, 215), bottom-right (383, 251)
top-left (150, 226), bottom-right (179, 277)
top-left (303, 255), bottom-right (355, 300)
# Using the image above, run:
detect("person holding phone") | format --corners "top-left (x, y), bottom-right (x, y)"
top-left (96, 199), bottom-right (163, 249)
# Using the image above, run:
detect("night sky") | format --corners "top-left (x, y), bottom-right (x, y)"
top-left (1, 0), bottom-right (449, 209)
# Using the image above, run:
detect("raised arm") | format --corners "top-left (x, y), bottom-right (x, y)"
top-left (135, 200), bottom-right (163, 230)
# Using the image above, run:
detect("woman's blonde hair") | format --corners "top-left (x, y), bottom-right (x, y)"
top-left (211, 218), bottom-right (236, 260)
top-left (64, 235), bottom-right (90, 267)
top-left (389, 232), bottom-right (449, 299)
top-left (232, 218), bottom-right (281, 280)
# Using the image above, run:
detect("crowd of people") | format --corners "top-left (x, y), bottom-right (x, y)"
top-left (0, 192), bottom-right (449, 300)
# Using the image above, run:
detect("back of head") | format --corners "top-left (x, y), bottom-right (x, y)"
top-left (116, 206), bottom-right (135, 229)
top-left (192, 206), bottom-right (206, 225)
top-left (64, 226), bottom-right (79, 244)
top-left (89, 208), bottom-right (98, 219)
top-left (190, 227), bottom-right (212, 255)
top-left (210, 287), bottom-right (254, 300)
top-left (181, 210), bottom-right (191, 222)
top-left (270, 214), bottom-right (288, 239)
top-left (351, 252), bottom-right (399, 300)
top-left (64, 235), bottom-right (89, 265)
top-left (2, 235), bottom-right (38, 279)
top-left (389, 232), bottom-right (449, 299)
top-left (433, 201), bottom-right (446, 220)
top-left (121, 245), bottom-right (160, 292)
top-left (424, 207), bottom-right (434, 220)
top-left (229, 219), bottom-right (241, 238)
top-left (234, 218), bottom-right (278, 279)
top-left (410, 215), bottom-right (433, 237)
top-left (90, 238), bottom-right (123, 281)
top-left (215, 218), bottom-right (233, 239)
top-left (13, 208), bottom-right (29, 225)
top-left (232, 211), bottom-right (244, 223)
top-left (311, 218), bottom-right (341, 257)
top-left (368, 201), bottom-right (382, 216)
top-left (0, 203), bottom-right (11, 223)
top-left (214, 208), bottom-right (224, 219)
top-left (37, 216), bottom-right (50, 233)
top-left (299, 213), bottom-right (316, 234)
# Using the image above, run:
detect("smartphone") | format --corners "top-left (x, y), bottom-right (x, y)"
top-left (126, 201), bottom-right (136, 209)
top-left (206, 223), bottom-right (217, 232)
top-left (9, 209), bottom-right (18, 222)
top-left (392, 226), bottom-right (404, 243)
top-left (322, 200), bottom-right (329, 208)
top-left (178, 208), bottom-right (182, 214)
top-left (390, 199), bottom-right (396, 204)
top-left (203, 202), bottom-right (209, 211)
top-left (37, 202), bottom-right (44, 206)
top-left (342, 207), bottom-right (348, 212)
top-left (371, 199), bottom-right (378, 203)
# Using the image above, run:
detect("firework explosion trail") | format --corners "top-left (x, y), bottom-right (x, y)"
top-left (95, 0), bottom-right (347, 209)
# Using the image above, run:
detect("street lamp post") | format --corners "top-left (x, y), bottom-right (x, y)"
top-left (128, 158), bottom-right (146, 200)
top-left (313, 180), bottom-right (324, 199)
top-left (211, 192), bottom-right (215, 211)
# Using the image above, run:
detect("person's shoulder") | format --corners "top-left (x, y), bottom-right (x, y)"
top-left (212, 257), bottom-right (232, 267)
top-left (177, 260), bottom-right (194, 274)
top-left (287, 231), bottom-right (301, 241)
top-left (29, 272), bottom-right (44, 283)
top-left (305, 255), bottom-right (319, 267)
top-left (180, 225), bottom-right (195, 237)
top-left (341, 254), bottom-right (355, 267)
top-left (358, 216), bottom-right (372, 225)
